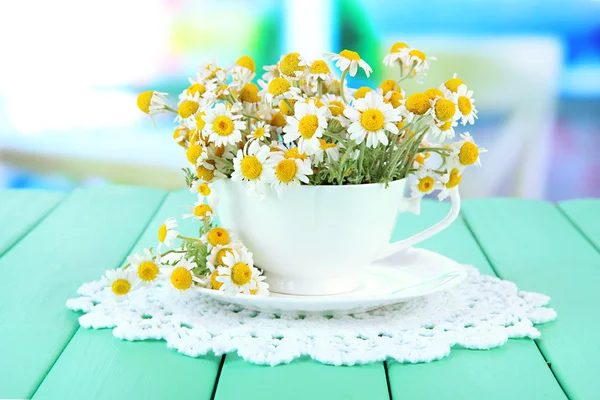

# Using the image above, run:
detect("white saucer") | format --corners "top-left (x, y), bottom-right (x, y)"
top-left (197, 247), bottom-right (467, 314)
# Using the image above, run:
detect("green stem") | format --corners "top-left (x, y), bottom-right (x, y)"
top-left (122, 249), bottom-right (185, 270)
top-left (283, 98), bottom-right (295, 115)
top-left (242, 113), bottom-right (261, 121)
top-left (164, 105), bottom-right (177, 114)
top-left (177, 235), bottom-right (203, 243)
top-left (317, 78), bottom-right (324, 97)
top-left (339, 70), bottom-right (349, 104)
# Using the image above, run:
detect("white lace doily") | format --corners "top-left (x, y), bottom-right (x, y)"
top-left (66, 266), bottom-right (556, 366)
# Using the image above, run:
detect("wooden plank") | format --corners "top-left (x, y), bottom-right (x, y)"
top-left (0, 186), bottom-right (167, 400)
top-left (33, 190), bottom-right (221, 400)
top-left (0, 189), bottom-right (65, 256)
top-left (461, 198), bottom-right (600, 399)
top-left (558, 199), bottom-right (600, 251)
top-left (386, 201), bottom-right (566, 400)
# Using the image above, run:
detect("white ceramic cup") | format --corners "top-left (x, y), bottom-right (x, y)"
top-left (215, 179), bottom-right (460, 295)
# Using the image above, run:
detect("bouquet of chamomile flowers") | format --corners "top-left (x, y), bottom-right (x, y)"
top-left (101, 41), bottom-right (486, 300)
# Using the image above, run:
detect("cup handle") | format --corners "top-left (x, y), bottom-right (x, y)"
top-left (376, 188), bottom-right (461, 260)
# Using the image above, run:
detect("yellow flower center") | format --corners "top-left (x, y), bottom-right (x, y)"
top-left (137, 91), bottom-right (154, 113)
top-left (306, 97), bottom-right (324, 107)
top-left (268, 78), bottom-right (291, 96)
top-left (360, 109), bottom-right (385, 132)
top-left (319, 139), bottom-right (336, 150)
top-left (231, 262), bottom-right (252, 286)
top-left (276, 159), bottom-right (297, 183)
top-left (459, 142), bottom-right (479, 165)
top-left (386, 91), bottom-right (404, 108)
top-left (241, 155), bottom-right (263, 180)
top-left (339, 49), bottom-right (360, 61)
top-left (111, 278), bottom-right (131, 296)
top-left (210, 270), bottom-right (223, 290)
top-left (446, 168), bottom-right (462, 188)
top-left (424, 88), bottom-right (445, 100)
top-left (445, 77), bottom-right (464, 93)
top-left (158, 224), bottom-right (167, 243)
top-left (195, 113), bottom-right (206, 132)
top-left (186, 144), bottom-right (203, 164)
top-left (406, 93), bottom-right (431, 115)
top-left (198, 183), bottom-right (211, 196)
top-left (207, 227), bottom-right (230, 246)
top-left (325, 80), bottom-right (341, 95)
top-left (178, 100), bottom-right (199, 119)
top-left (212, 116), bottom-right (235, 136)
top-left (280, 52), bottom-right (305, 77)
top-left (354, 86), bottom-right (372, 99)
top-left (239, 83), bottom-right (260, 103)
top-left (310, 60), bottom-right (330, 75)
top-left (379, 79), bottom-right (397, 94)
top-left (284, 147), bottom-right (308, 160)
top-left (390, 42), bottom-right (409, 53)
top-left (418, 176), bottom-right (435, 192)
top-left (279, 99), bottom-right (296, 116)
top-left (194, 203), bottom-right (213, 218)
top-left (236, 55), bottom-right (256, 73)
top-left (138, 261), bottom-right (159, 282)
top-left (269, 112), bottom-right (287, 128)
top-left (440, 121), bottom-right (453, 131)
top-left (409, 49), bottom-right (426, 61)
top-left (196, 164), bottom-right (215, 182)
top-left (216, 248), bottom-right (232, 264)
top-left (187, 83), bottom-right (206, 97)
top-left (298, 115), bottom-right (319, 139)
top-left (458, 96), bottom-right (473, 115)
top-left (415, 153), bottom-right (428, 165)
top-left (249, 127), bottom-right (263, 139)
top-left (173, 127), bottom-right (188, 147)
top-left (171, 267), bottom-right (193, 290)
top-left (327, 100), bottom-right (345, 116)
top-left (434, 99), bottom-right (456, 121)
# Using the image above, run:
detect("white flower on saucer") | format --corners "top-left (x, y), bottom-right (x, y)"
top-left (216, 250), bottom-right (258, 295)
top-left (127, 248), bottom-right (162, 285)
top-left (103, 268), bottom-right (138, 298)
top-left (160, 258), bottom-right (202, 292)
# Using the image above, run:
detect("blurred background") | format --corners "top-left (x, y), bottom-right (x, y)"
top-left (0, 0), bottom-right (598, 200)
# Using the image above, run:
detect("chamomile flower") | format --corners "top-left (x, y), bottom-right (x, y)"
top-left (322, 94), bottom-right (350, 127)
top-left (258, 77), bottom-right (301, 105)
top-left (195, 62), bottom-right (227, 85)
top-left (283, 101), bottom-right (329, 155)
top-left (451, 132), bottom-right (487, 167)
top-left (400, 49), bottom-right (433, 76)
top-left (411, 168), bottom-right (439, 197)
top-left (103, 268), bottom-right (138, 298)
top-left (308, 59), bottom-right (334, 83)
top-left (437, 168), bottom-right (463, 200)
top-left (456, 86), bottom-right (478, 125)
top-left (247, 120), bottom-right (271, 142)
top-left (231, 140), bottom-right (275, 193)
top-left (262, 63), bottom-right (280, 81)
top-left (157, 217), bottom-right (178, 248)
top-left (431, 97), bottom-right (460, 124)
top-left (203, 227), bottom-right (231, 250)
top-left (238, 83), bottom-right (261, 105)
top-left (127, 249), bottom-right (162, 285)
top-left (250, 275), bottom-right (270, 296)
top-left (270, 153), bottom-right (313, 191)
top-left (137, 91), bottom-right (168, 116)
top-left (216, 250), bottom-right (259, 295)
top-left (278, 52), bottom-right (308, 80)
top-left (440, 73), bottom-right (467, 98)
top-left (344, 91), bottom-right (401, 148)
top-left (429, 119), bottom-right (458, 141)
top-left (190, 180), bottom-right (217, 204)
top-left (313, 139), bottom-right (340, 163)
top-left (182, 79), bottom-right (217, 100)
top-left (161, 258), bottom-right (202, 292)
top-left (401, 92), bottom-right (432, 123)
top-left (384, 90), bottom-right (405, 109)
top-left (173, 125), bottom-right (189, 147)
top-left (325, 49), bottom-right (372, 77)
top-left (382, 42), bottom-right (410, 67)
top-left (186, 142), bottom-right (207, 167)
top-left (183, 200), bottom-right (214, 222)
top-left (206, 242), bottom-right (245, 271)
top-left (203, 103), bottom-right (245, 147)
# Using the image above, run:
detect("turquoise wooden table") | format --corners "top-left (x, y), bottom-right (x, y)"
top-left (1, 187), bottom-right (598, 400)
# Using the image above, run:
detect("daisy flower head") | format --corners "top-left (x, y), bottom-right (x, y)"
top-left (186, 142), bottom-right (208, 167)
top-left (157, 217), bottom-right (178, 248)
top-left (313, 139), bottom-right (340, 164)
top-left (429, 119), bottom-right (458, 141)
top-left (173, 125), bottom-right (189, 147)
top-left (344, 91), bottom-right (401, 148)
top-left (278, 52), bottom-right (309, 80)
top-left (401, 92), bottom-right (432, 123)
top-left (262, 63), bottom-right (280, 81)
top-left (234, 55), bottom-right (256, 75)
top-left (437, 168), bottom-right (463, 201)
top-left (203, 227), bottom-right (232, 251)
top-left (190, 180), bottom-right (217, 204)
top-left (451, 132), bottom-right (487, 167)
top-left (195, 62), bottom-right (227, 86)
top-left (206, 241), bottom-right (245, 273)
top-left (203, 103), bottom-right (245, 147)
top-left (231, 140), bottom-right (275, 194)
top-left (137, 91), bottom-right (168, 117)
top-left (383, 41), bottom-right (410, 67)
top-left (161, 258), bottom-right (201, 292)
top-left (183, 79), bottom-right (217, 101)
top-left (247, 120), bottom-right (271, 142)
top-left (270, 152), bottom-right (313, 192)
top-left (103, 268), bottom-right (138, 298)
top-left (216, 249), bottom-right (259, 295)
top-left (282, 100), bottom-right (329, 155)
top-left (250, 274), bottom-right (269, 296)
top-left (353, 86), bottom-right (372, 100)
top-left (411, 167), bottom-right (440, 197)
top-left (400, 48), bottom-right (433, 76)
top-left (175, 91), bottom-right (208, 128)
top-left (456, 85), bottom-right (478, 125)
top-left (258, 77), bottom-right (301, 105)
top-left (325, 49), bottom-right (372, 77)
top-left (384, 89), bottom-right (405, 109)
top-left (183, 200), bottom-right (214, 222)
top-left (127, 248), bottom-right (163, 285)
top-left (308, 59), bottom-right (334, 83)
top-left (440, 73), bottom-right (467, 98)
top-left (430, 97), bottom-right (460, 125)
top-left (238, 83), bottom-right (261, 105)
